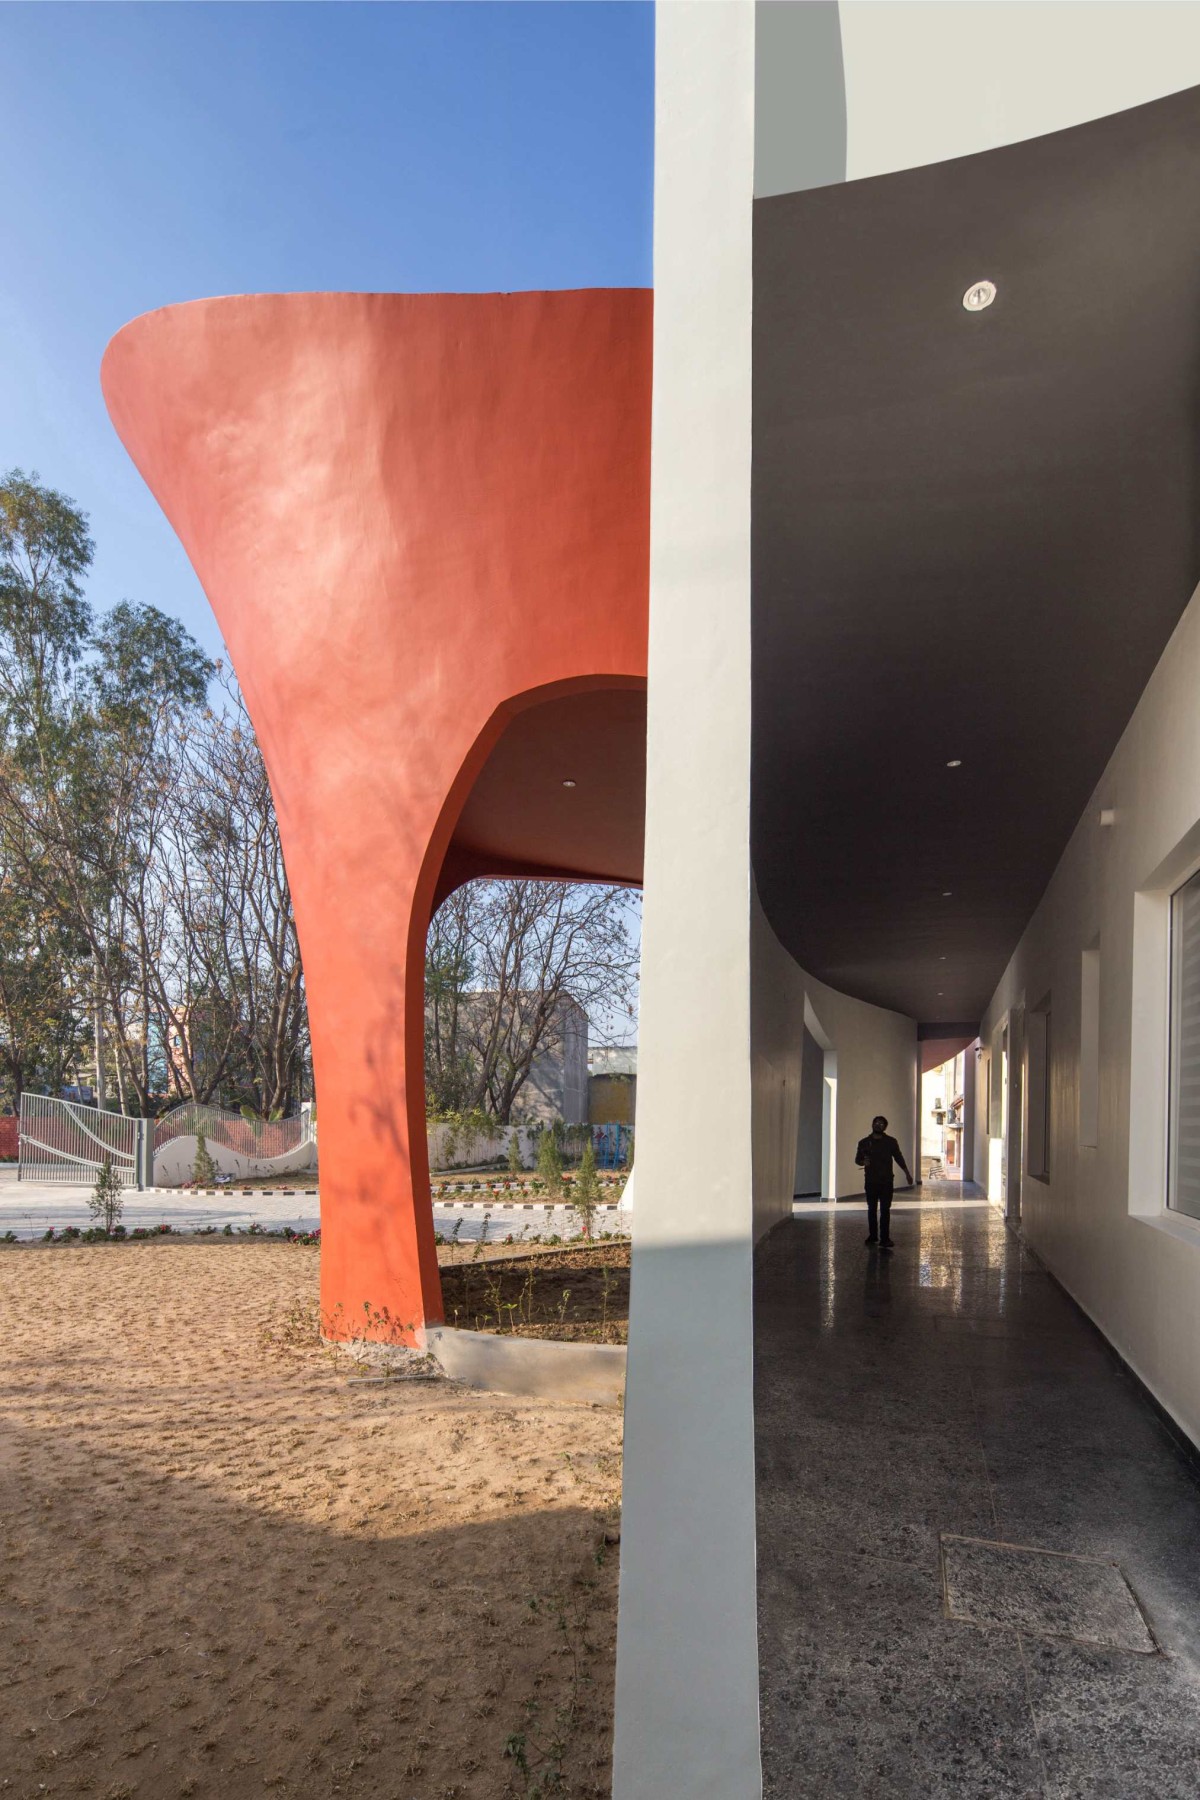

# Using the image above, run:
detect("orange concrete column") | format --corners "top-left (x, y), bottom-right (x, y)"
top-left (103, 291), bottom-right (651, 1339)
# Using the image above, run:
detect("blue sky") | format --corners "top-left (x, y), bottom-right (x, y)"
top-left (0, 1), bottom-right (654, 659)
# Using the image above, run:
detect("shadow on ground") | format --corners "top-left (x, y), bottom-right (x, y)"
top-left (0, 1243), bottom-right (620, 1800)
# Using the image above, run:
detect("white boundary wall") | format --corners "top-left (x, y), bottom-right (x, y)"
top-left (152, 1134), bottom-right (318, 1186)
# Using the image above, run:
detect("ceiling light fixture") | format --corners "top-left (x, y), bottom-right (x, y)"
top-left (943, 890), bottom-right (953, 897)
top-left (561, 779), bottom-right (577, 788)
top-left (963, 279), bottom-right (996, 312)
top-left (946, 758), bottom-right (963, 768)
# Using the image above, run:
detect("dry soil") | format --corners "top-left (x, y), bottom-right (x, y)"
top-left (0, 1241), bottom-right (623, 1800)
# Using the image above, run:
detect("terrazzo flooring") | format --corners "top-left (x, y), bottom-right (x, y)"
top-left (755, 1191), bottom-right (1200, 1798)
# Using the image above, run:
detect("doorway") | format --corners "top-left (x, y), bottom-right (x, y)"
top-left (1006, 1004), bottom-right (1025, 1224)
top-left (821, 1052), bottom-right (838, 1200)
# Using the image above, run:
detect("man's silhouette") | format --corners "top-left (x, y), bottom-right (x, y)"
top-left (855, 1115), bottom-right (913, 1249)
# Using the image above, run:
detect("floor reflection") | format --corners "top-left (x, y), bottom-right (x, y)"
top-left (754, 1194), bottom-right (1200, 1799)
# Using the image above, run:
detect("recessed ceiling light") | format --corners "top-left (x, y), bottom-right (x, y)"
top-left (561, 779), bottom-right (577, 788)
top-left (946, 758), bottom-right (963, 768)
top-left (963, 279), bottom-right (996, 312)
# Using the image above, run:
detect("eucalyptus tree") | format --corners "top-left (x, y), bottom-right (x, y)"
top-left (0, 471), bottom-right (212, 1112)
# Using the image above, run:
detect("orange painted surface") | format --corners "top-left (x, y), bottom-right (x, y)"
top-left (102, 291), bottom-right (652, 1339)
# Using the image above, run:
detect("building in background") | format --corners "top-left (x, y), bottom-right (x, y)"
top-left (520, 995), bottom-right (589, 1125)
top-left (588, 1042), bottom-right (637, 1124)
top-left (921, 1049), bottom-right (966, 1179)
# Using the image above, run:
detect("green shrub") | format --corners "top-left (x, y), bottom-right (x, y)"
top-left (193, 1130), bottom-right (217, 1187)
top-left (569, 1138), bottom-right (601, 1239)
top-left (89, 1156), bottom-right (124, 1235)
top-left (536, 1128), bottom-right (564, 1199)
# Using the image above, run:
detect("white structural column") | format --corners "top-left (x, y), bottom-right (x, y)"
top-left (612, 4), bottom-right (760, 1798)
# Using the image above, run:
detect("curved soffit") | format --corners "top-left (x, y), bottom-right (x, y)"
top-left (437, 687), bottom-right (646, 901)
top-left (752, 83), bottom-right (1200, 1021)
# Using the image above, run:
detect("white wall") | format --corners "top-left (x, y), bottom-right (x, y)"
top-left (839, 2), bottom-right (1200, 182)
top-left (804, 967), bottom-right (917, 1197)
top-left (975, 578), bottom-right (1200, 1446)
top-left (426, 1121), bottom-right (538, 1172)
top-left (751, 886), bottom-right (917, 1230)
top-left (612, 5), bottom-right (761, 1798)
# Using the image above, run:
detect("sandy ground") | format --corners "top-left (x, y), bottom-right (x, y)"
top-left (0, 1242), bottom-right (623, 1800)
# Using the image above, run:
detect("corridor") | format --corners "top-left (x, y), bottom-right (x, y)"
top-left (755, 1194), bottom-right (1200, 1798)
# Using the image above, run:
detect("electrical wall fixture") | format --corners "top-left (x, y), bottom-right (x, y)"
top-left (963, 279), bottom-right (997, 311)
top-left (561, 779), bottom-right (577, 788)
top-left (1099, 807), bottom-right (1115, 827)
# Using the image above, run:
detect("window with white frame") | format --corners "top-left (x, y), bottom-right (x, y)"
top-left (1168, 869), bottom-right (1200, 1219)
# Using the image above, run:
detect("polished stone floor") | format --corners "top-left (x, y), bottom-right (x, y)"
top-left (755, 1192), bottom-right (1200, 1798)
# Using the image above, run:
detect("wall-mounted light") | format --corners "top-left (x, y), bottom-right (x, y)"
top-left (562, 779), bottom-right (577, 789)
top-left (963, 279), bottom-right (997, 312)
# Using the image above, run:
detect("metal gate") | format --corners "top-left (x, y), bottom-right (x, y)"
top-left (593, 1122), bottom-right (632, 1169)
top-left (18, 1094), bottom-right (147, 1187)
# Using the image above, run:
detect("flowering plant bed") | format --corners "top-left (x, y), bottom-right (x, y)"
top-left (6, 1223), bottom-right (322, 1247)
top-left (430, 1172), bottom-right (627, 1197)
top-left (437, 1241), bottom-right (630, 1343)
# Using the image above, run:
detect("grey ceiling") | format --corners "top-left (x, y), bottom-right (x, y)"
top-left (752, 84), bottom-right (1200, 1023)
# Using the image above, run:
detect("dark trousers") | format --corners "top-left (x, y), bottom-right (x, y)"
top-left (866, 1182), bottom-right (893, 1241)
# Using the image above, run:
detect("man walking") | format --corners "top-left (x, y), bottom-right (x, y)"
top-left (855, 1115), bottom-right (913, 1249)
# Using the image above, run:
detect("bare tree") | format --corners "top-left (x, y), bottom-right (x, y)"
top-left (425, 878), bottom-right (640, 1122)
top-left (158, 672), bottom-right (308, 1115)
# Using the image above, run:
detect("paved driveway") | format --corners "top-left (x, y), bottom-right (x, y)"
top-left (0, 1165), bottom-right (319, 1236)
top-left (0, 1166), bottom-right (627, 1241)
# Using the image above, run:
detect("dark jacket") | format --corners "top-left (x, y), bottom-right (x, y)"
top-left (855, 1132), bottom-right (910, 1186)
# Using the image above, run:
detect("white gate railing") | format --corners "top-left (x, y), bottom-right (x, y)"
top-left (151, 1102), bottom-right (315, 1181)
top-left (18, 1094), bottom-right (144, 1186)
top-left (19, 1095), bottom-right (317, 1188)
top-left (153, 1101), bottom-right (314, 1162)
